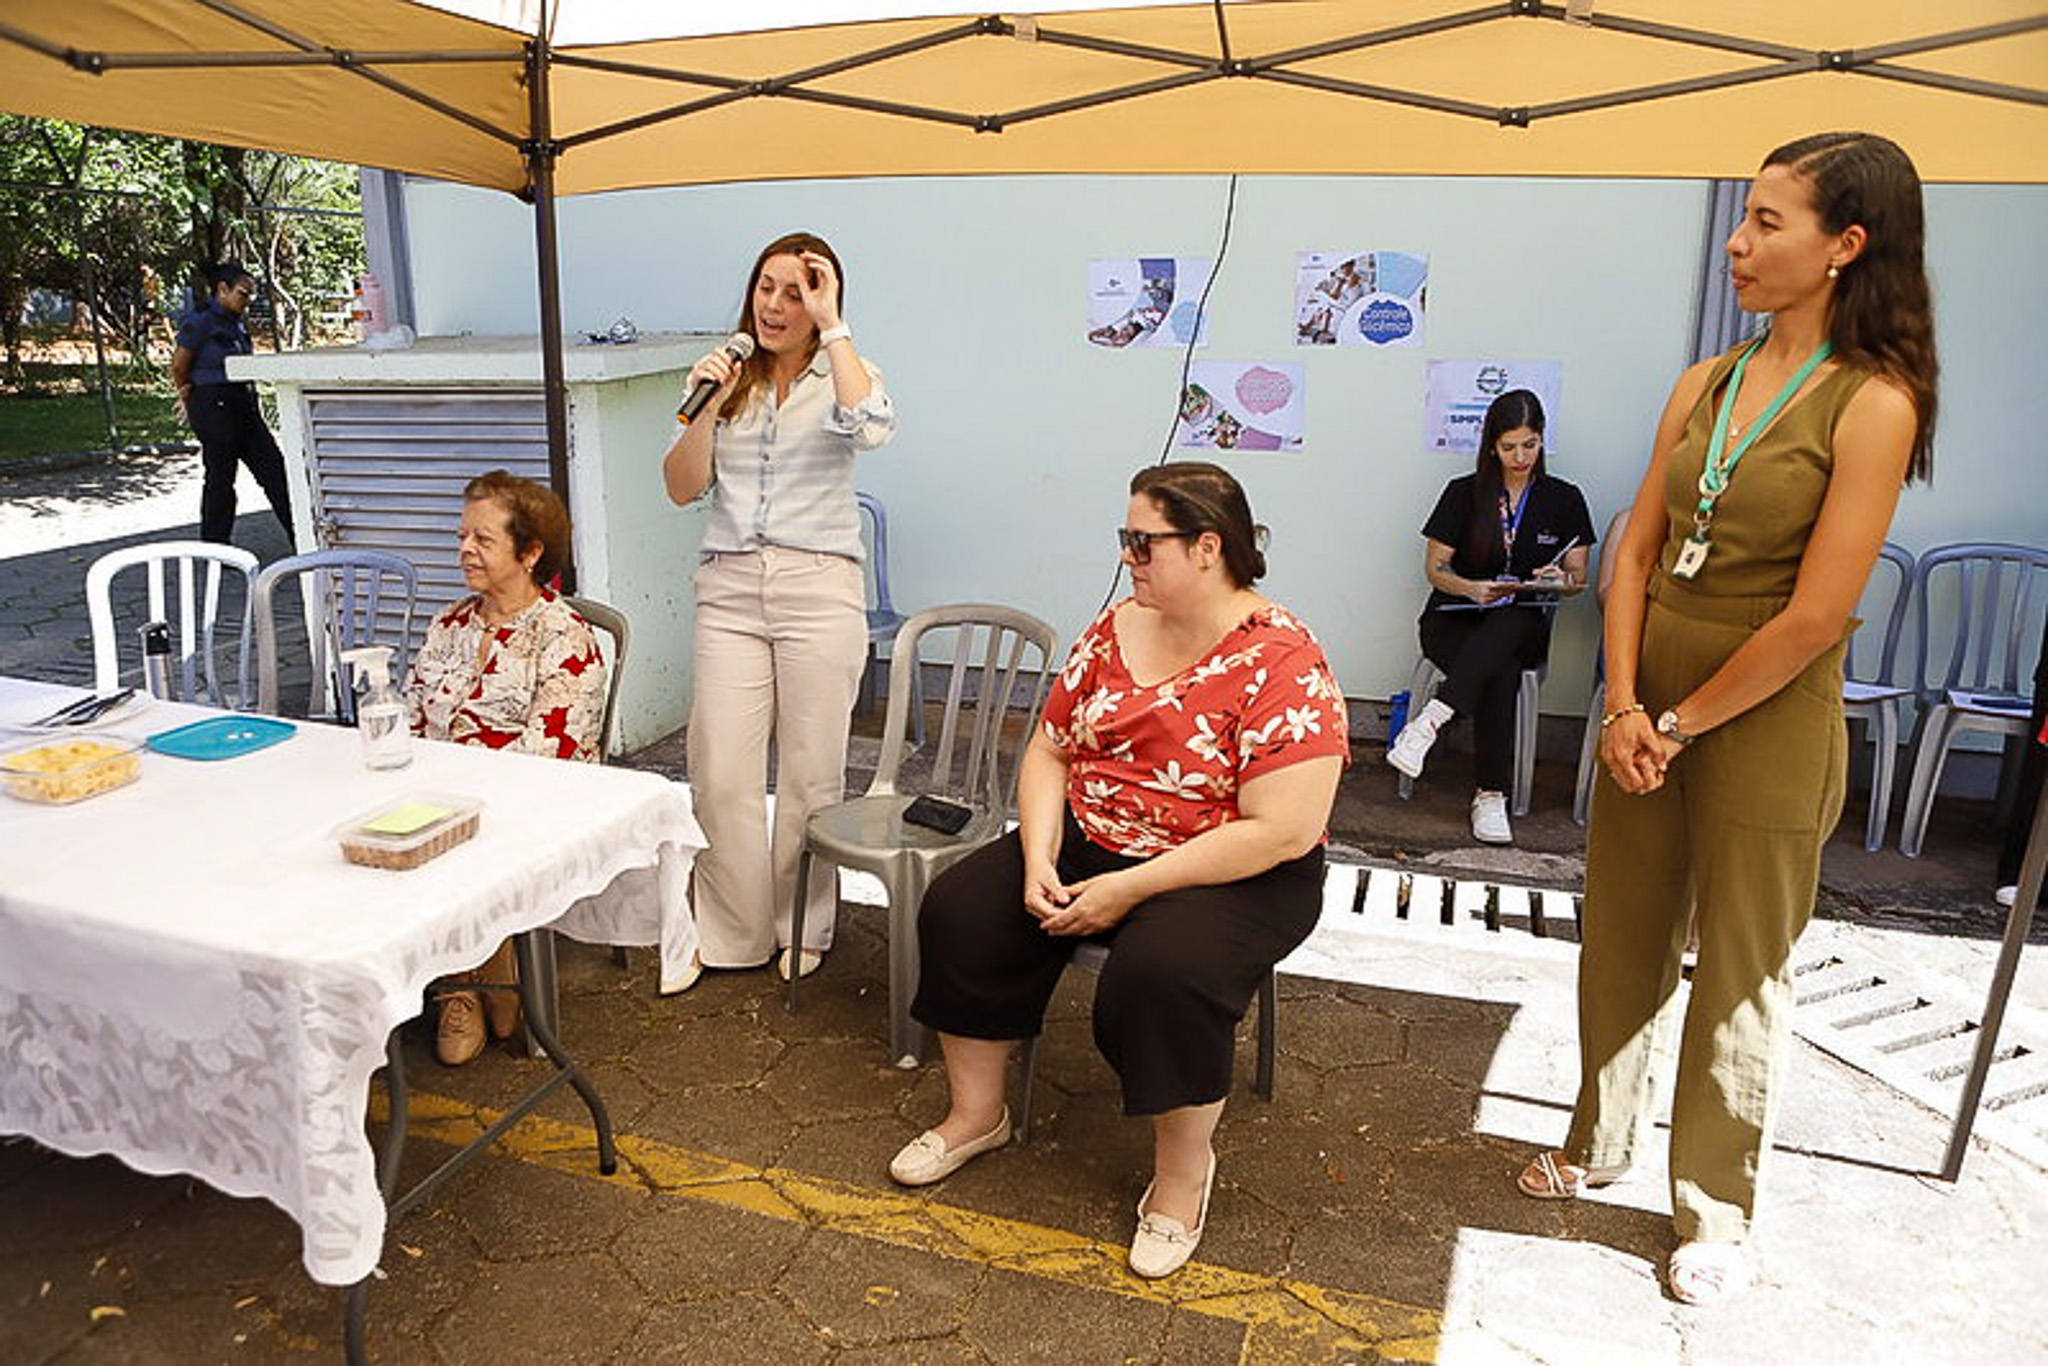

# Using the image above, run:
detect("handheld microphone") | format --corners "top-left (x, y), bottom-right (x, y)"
top-left (678, 332), bottom-right (756, 423)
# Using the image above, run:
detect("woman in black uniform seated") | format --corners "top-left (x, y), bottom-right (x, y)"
top-left (1386, 389), bottom-right (1594, 845)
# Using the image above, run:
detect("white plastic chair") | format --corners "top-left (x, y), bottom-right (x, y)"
top-left (85, 540), bottom-right (258, 707)
top-left (1397, 653), bottom-right (1544, 818)
top-left (252, 549), bottom-right (418, 721)
top-left (787, 603), bottom-right (1058, 1067)
top-left (1899, 542), bottom-right (2048, 857)
top-left (1843, 542), bottom-right (1916, 851)
top-left (1572, 511), bottom-right (1634, 826)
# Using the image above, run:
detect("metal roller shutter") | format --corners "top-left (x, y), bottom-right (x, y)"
top-left (302, 387), bottom-right (551, 659)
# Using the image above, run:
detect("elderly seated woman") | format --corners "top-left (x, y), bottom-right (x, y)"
top-left (891, 461), bottom-right (1347, 1279)
top-left (404, 469), bottom-right (607, 1065)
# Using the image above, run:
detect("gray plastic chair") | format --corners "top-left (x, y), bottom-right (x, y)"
top-left (1397, 652), bottom-right (1544, 818)
top-left (1843, 542), bottom-right (1916, 851)
top-left (562, 595), bottom-right (631, 760)
top-left (1899, 542), bottom-right (2048, 857)
top-left (85, 540), bottom-right (258, 707)
top-left (252, 549), bottom-right (418, 721)
top-left (1012, 943), bottom-right (1276, 1142)
top-left (787, 603), bottom-right (1058, 1067)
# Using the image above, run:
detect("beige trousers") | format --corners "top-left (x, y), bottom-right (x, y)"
top-left (1568, 579), bottom-right (1846, 1244)
top-left (687, 548), bottom-right (866, 966)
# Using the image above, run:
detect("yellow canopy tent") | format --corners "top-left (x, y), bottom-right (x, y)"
top-left (4, 0), bottom-right (2044, 488)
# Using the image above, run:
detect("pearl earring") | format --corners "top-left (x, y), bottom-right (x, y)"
top-left (1826, 264), bottom-right (1840, 279)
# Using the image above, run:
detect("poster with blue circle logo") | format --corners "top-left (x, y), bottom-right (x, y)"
top-left (1294, 251), bottom-right (1428, 348)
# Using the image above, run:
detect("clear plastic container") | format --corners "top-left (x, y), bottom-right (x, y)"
top-left (336, 793), bottom-right (483, 871)
top-left (0, 732), bottom-right (144, 805)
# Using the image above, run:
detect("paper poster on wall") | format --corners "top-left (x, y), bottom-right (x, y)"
top-left (1177, 362), bottom-right (1304, 451)
top-left (1087, 256), bottom-right (1213, 349)
top-left (1425, 361), bottom-right (1563, 456)
top-left (1294, 251), bottom-right (1429, 347)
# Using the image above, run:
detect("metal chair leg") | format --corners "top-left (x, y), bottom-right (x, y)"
top-left (1254, 972), bottom-right (1277, 1100)
top-left (788, 848), bottom-right (813, 1013)
top-left (1015, 1036), bottom-right (1040, 1143)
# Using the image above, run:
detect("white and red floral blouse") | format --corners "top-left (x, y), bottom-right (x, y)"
top-left (404, 590), bottom-right (607, 763)
top-left (1042, 600), bottom-right (1350, 857)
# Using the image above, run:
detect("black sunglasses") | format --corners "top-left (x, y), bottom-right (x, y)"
top-left (1117, 527), bottom-right (1199, 564)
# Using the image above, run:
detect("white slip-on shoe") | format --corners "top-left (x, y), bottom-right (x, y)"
top-left (1129, 1150), bottom-right (1216, 1279)
top-left (1996, 884), bottom-right (2019, 909)
top-left (888, 1109), bottom-right (1013, 1186)
top-left (776, 946), bottom-right (823, 981)
top-left (1471, 790), bottom-right (1513, 845)
top-left (1386, 720), bottom-right (1438, 778)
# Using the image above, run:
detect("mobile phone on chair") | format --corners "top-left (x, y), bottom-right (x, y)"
top-left (902, 794), bottom-right (973, 835)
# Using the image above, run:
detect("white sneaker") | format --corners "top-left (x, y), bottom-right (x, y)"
top-left (1386, 720), bottom-right (1438, 778)
top-left (1996, 884), bottom-right (2020, 909)
top-left (1471, 791), bottom-right (1513, 845)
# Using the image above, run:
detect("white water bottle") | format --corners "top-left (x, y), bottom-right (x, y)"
top-left (340, 645), bottom-right (412, 770)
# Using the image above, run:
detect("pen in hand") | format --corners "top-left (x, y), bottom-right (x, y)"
top-left (1527, 536), bottom-right (1582, 588)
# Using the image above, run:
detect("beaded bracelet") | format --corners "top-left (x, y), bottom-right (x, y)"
top-left (1600, 702), bottom-right (1647, 730)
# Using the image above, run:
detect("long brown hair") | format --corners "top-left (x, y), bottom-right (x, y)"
top-left (1762, 132), bottom-right (1939, 481)
top-left (719, 231), bottom-right (846, 421)
top-left (1463, 388), bottom-right (1546, 568)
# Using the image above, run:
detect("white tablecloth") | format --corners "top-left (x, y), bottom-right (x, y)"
top-left (0, 679), bottom-right (702, 1285)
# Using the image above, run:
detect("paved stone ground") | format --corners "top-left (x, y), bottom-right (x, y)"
top-left (4, 452), bottom-right (2046, 1364)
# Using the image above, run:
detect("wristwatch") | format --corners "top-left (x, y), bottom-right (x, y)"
top-left (1655, 708), bottom-right (1696, 746)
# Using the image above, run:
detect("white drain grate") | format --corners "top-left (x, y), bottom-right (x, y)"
top-left (843, 857), bottom-right (2047, 1171)
top-left (1309, 860), bottom-right (1582, 953)
top-left (1789, 920), bottom-right (2048, 1171)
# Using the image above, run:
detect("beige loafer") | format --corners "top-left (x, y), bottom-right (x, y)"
top-left (1129, 1150), bottom-right (1216, 1279)
top-left (889, 1108), bottom-right (1012, 1186)
top-left (776, 946), bottom-right (823, 982)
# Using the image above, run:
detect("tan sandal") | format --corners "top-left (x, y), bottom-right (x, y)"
top-left (1516, 1151), bottom-right (1630, 1200)
top-left (1667, 1240), bottom-right (1750, 1305)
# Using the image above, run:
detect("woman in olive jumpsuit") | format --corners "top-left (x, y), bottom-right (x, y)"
top-left (1516, 132), bottom-right (1939, 1306)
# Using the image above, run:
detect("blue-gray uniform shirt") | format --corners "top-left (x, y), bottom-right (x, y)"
top-left (174, 300), bottom-right (252, 387)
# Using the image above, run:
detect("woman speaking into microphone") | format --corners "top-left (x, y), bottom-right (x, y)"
top-left (662, 231), bottom-right (897, 987)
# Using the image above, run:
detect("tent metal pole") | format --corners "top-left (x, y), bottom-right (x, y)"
top-left (525, 30), bottom-right (575, 588)
top-left (1940, 777), bottom-right (2048, 1181)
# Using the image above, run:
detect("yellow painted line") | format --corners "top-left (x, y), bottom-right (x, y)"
top-left (374, 1092), bottom-right (1441, 1364)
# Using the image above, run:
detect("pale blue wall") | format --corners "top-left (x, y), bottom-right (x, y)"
top-left (403, 174), bottom-right (2048, 715)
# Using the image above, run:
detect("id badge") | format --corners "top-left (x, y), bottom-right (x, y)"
top-left (1672, 536), bottom-right (1711, 580)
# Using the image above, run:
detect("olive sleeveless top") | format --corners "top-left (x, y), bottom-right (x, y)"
top-left (1657, 345), bottom-right (1872, 601)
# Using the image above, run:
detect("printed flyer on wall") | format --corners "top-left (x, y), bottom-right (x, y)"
top-left (1087, 257), bottom-right (1213, 349)
top-left (1294, 251), bottom-right (1429, 348)
top-left (1424, 361), bottom-right (1563, 456)
top-left (1177, 362), bottom-right (1304, 451)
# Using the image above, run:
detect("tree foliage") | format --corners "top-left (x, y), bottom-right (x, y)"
top-left (0, 115), bottom-right (363, 381)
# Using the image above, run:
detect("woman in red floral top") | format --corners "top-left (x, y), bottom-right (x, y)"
top-left (891, 462), bottom-right (1348, 1280)
top-left (404, 471), bottom-right (607, 1065)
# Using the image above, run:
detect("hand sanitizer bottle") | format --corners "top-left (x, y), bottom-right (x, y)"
top-left (340, 645), bottom-right (412, 770)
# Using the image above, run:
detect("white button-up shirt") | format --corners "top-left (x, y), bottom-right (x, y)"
top-left (692, 349), bottom-right (895, 560)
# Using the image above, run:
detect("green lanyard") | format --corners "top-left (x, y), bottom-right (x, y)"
top-left (1695, 334), bottom-right (1833, 523)
top-left (1670, 333), bottom-right (1832, 581)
